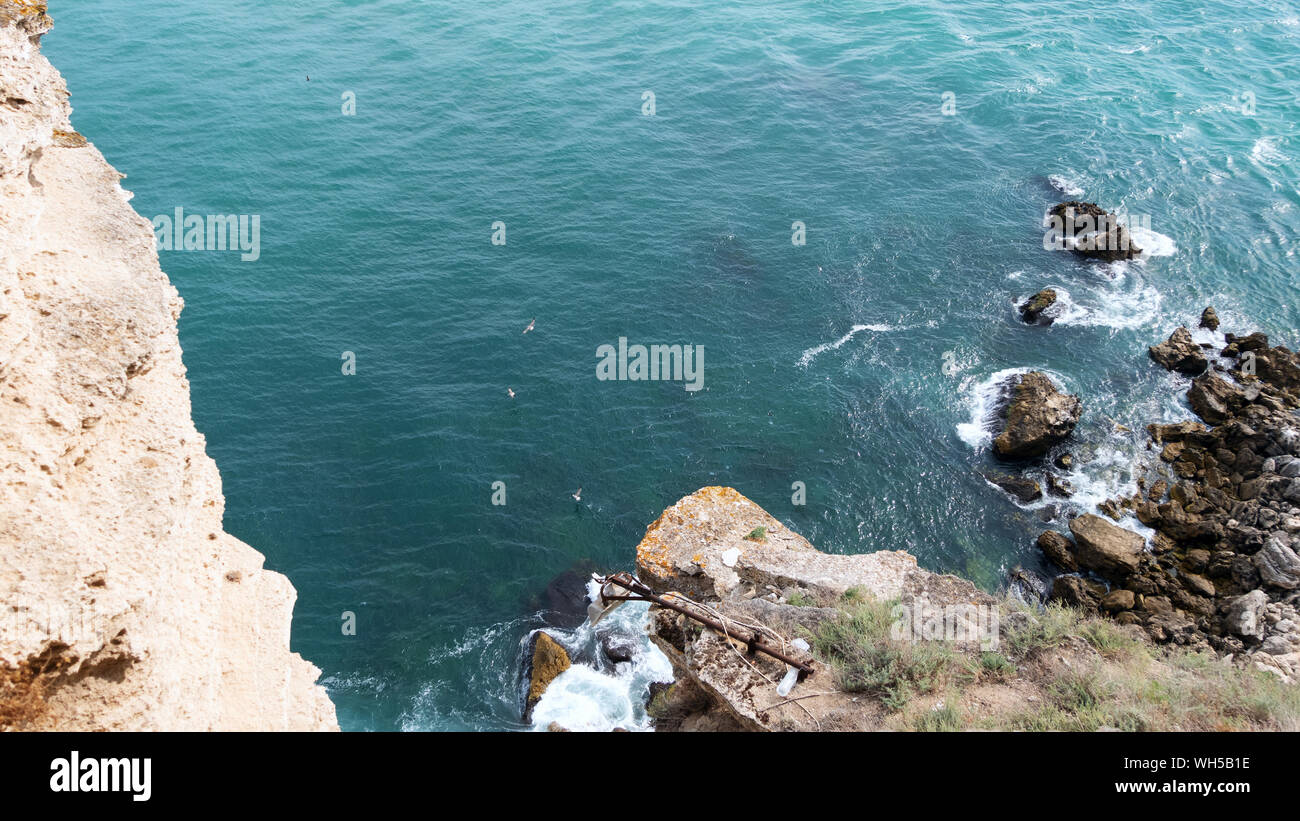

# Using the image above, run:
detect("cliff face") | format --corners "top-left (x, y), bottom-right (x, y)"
top-left (0, 3), bottom-right (337, 730)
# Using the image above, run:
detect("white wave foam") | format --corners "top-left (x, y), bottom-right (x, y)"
top-left (1048, 173), bottom-right (1085, 197)
top-left (1048, 284), bottom-right (1164, 330)
top-left (798, 323), bottom-right (903, 367)
top-left (1250, 137), bottom-right (1287, 168)
top-left (1126, 224), bottom-right (1177, 257)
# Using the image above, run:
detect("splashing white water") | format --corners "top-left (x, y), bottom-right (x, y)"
top-left (1047, 284), bottom-right (1164, 330)
top-left (1048, 173), bottom-right (1085, 196)
top-left (956, 367), bottom-right (1034, 449)
top-left (527, 595), bottom-right (673, 732)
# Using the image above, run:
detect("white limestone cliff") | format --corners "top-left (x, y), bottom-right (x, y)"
top-left (0, 2), bottom-right (337, 730)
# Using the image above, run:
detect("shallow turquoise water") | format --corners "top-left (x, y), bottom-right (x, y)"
top-left (44, 0), bottom-right (1299, 730)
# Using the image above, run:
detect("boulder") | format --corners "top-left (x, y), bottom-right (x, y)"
top-left (1046, 201), bottom-right (1142, 261)
top-left (1036, 530), bottom-right (1077, 571)
top-left (992, 371), bottom-right (1082, 460)
top-left (599, 632), bottom-right (639, 664)
top-left (522, 631), bottom-right (571, 721)
top-left (983, 471), bottom-right (1043, 503)
top-left (1051, 575), bottom-right (1107, 608)
top-left (1187, 372), bottom-right (1246, 425)
top-left (1252, 347), bottom-right (1300, 397)
top-left (1018, 289), bottom-right (1057, 324)
top-left (1147, 420), bottom-right (1206, 443)
top-left (1149, 327), bottom-right (1207, 375)
top-left (1068, 514), bottom-right (1145, 578)
top-left (1101, 589), bottom-right (1136, 613)
top-left (1223, 590), bottom-right (1268, 639)
top-left (1199, 306), bottom-right (1220, 332)
top-left (1254, 532), bottom-right (1300, 590)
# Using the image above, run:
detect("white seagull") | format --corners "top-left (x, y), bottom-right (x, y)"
top-left (507, 387), bottom-right (515, 399)
top-left (572, 487), bottom-right (582, 501)
top-left (522, 318), bottom-right (536, 334)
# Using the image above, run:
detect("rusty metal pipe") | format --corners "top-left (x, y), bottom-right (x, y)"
top-left (598, 572), bottom-right (815, 675)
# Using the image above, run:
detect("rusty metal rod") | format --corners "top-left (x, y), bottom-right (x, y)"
top-left (598, 572), bottom-right (815, 675)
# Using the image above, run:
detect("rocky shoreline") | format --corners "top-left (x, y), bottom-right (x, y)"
top-left (1035, 315), bottom-right (1300, 682)
top-left (521, 201), bottom-right (1299, 730)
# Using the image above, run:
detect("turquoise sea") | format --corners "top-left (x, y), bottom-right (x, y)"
top-left (44, 0), bottom-right (1299, 730)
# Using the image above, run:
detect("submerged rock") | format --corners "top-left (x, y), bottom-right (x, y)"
top-left (992, 371), bottom-right (1082, 460)
top-left (540, 568), bottom-right (594, 629)
top-left (1149, 327), bottom-right (1208, 375)
top-left (1046, 201), bottom-right (1142, 261)
top-left (1018, 288), bottom-right (1057, 324)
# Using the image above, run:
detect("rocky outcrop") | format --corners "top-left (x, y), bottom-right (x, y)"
top-left (636, 487), bottom-right (995, 731)
top-left (1200, 306), bottom-right (1220, 332)
top-left (1046, 201), bottom-right (1142, 261)
top-left (522, 632), bottom-right (571, 721)
top-left (1042, 316), bottom-right (1300, 682)
top-left (992, 371), bottom-right (1082, 460)
top-left (0, 4), bottom-right (337, 729)
top-left (1018, 288), bottom-right (1057, 325)
top-left (1149, 327), bottom-right (1208, 375)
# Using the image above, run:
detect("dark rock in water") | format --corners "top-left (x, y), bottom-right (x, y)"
top-left (1054, 451), bottom-right (1074, 470)
top-left (541, 568), bottom-right (593, 629)
top-left (1222, 331), bottom-right (1269, 358)
top-left (1068, 514), bottom-right (1145, 579)
top-left (598, 631), bottom-right (639, 664)
top-left (522, 631), bottom-right (571, 721)
top-left (983, 471), bottom-right (1043, 503)
top-left (993, 371), bottom-right (1082, 460)
top-left (1046, 201), bottom-right (1142, 261)
top-left (1249, 346), bottom-right (1300, 398)
top-left (1199, 306), bottom-right (1220, 332)
top-left (1046, 473), bottom-right (1074, 498)
top-left (1036, 530), bottom-right (1077, 571)
top-left (1149, 327), bottom-right (1208, 375)
top-left (1018, 288), bottom-right (1057, 324)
